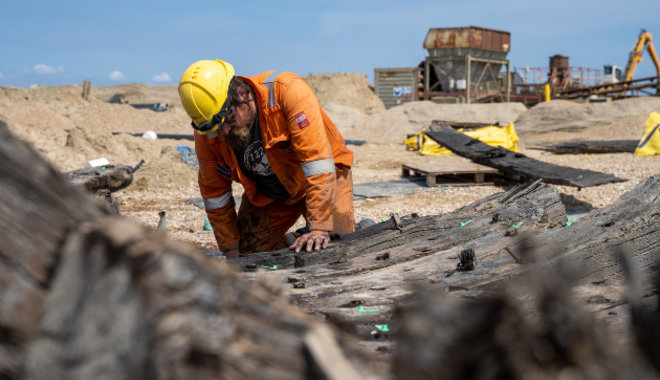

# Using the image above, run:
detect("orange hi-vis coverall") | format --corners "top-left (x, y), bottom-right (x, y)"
top-left (194, 70), bottom-right (354, 253)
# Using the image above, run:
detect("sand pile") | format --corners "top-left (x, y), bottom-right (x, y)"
top-left (0, 85), bottom-right (191, 174)
top-left (90, 83), bottom-right (181, 105)
top-left (515, 97), bottom-right (660, 145)
top-left (303, 73), bottom-right (385, 115)
top-left (327, 100), bottom-right (527, 144)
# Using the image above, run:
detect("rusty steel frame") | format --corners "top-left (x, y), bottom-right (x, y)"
top-left (423, 55), bottom-right (510, 104)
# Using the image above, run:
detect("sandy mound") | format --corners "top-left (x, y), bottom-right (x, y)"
top-left (0, 85), bottom-right (192, 172)
top-left (303, 73), bottom-right (385, 115)
top-left (90, 84), bottom-right (181, 106)
top-left (129, 145), bottom-right (198, 191)
top-left (515, 97), bottom-right (660, 145)
top-left (327, 101), bottom-right (527, 144)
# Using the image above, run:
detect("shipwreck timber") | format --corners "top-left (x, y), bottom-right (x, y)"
top-left (423, 123), bottom-right (627, 188)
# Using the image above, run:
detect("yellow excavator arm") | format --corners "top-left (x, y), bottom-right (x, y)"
top-left (623, 29), bottom-right (660, 81)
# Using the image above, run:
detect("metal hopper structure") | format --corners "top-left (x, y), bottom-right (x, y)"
top-left (422, 26), bottom-right (511, 103)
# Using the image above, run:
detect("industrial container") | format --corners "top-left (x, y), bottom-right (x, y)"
top-left (423, 26), bottom-right (511, 100)
top-left (424, 26), bottom-right (510, 54)
top-left (374, 67), bottom-right (422, 109)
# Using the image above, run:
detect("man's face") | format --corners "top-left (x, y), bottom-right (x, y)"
top-left (220, 89), bottom-right (256, 149)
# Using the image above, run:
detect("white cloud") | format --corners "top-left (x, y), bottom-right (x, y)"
top-left (151, 72), bottom-right (171, 83)
top-left (0, 73), bottom-right (4, 80)
top-left (109, 70), bottom-right (125, 81)
top-left (33, 64), bottom-right (64, 75)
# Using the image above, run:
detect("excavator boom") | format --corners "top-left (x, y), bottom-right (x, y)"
top-left (623, 30), bottom-right (660, 81)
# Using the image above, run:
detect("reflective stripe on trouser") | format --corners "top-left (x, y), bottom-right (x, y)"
top-left (236, 167), bottom-right (354, 253)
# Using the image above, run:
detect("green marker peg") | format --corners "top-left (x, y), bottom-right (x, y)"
top-left (564, 217), bottom-right (576, 227)
top-left (460, 219), bottom-right (473, 227)
top-left (358, 306), bottom-right (380, 313)
top-left (374, 324), bottom-right (390, 332)
top-left (511, 221), bottom-right (523, 229)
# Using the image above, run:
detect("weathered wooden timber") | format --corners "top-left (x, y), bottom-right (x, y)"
top-left (407, 174), bottom-right (660, 296)
top-left (432, 119), bottom-right (502, 129)
top-left (423, 124), bottom-right (627, 188)
top-left (392, 272), bottom-right (658, 379)
top-left (229, 179), bottom-right (567, 273)
top-left (228, 181), bottom-right (565, 342)
top-left (509, 174), bottom-right (660, 285)
top-left (65, 164), bottom-right (134, 192)
top-left (229, 176), bottom-right (660, 368)
top-left (0, 120), bottom-right (376, 379)
top-left (531, 140), bottom-right (639, 154)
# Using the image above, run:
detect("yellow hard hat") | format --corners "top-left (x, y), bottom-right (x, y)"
top-left (178, 59), bottom-right (235, 134)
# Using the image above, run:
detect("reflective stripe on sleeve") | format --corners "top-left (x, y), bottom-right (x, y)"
top-left (263, 71), bottom-right (280, 108)
top-left (203, 192), bottom-right (232, 210)
top-left (301, 158), bottom-right (336, 177)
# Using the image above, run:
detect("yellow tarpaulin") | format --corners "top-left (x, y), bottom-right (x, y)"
top-left (634, 111), bottom-right (660, 156)
top-left (404, 123), bottom-right (520, 155)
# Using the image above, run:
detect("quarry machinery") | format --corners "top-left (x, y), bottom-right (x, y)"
top-left (558, 30), bottom-right (660, 99)
top-left (604, 29), bottom-right (660, 84)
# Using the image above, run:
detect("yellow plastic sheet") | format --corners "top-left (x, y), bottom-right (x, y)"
top-left (634, 112), bottom-right (660, 156)
top-left (404, 123), bottom-right (520, 155)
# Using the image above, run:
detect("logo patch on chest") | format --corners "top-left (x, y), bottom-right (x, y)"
top-left (294, 112), bottom-right (310, 129)
top-left (243, 141), bottom-right (274, 176)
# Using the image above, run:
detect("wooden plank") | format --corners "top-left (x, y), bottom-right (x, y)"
top-left (65, 164), bottom-right (134, 192)
top-left (423, 124), bottom-right (627, 188)
top-left (228, 180), bottom-right (567, 271)
top-left (530, 140), bottom-right (639, 154)
top-left (432, 119), bottom-right (502, 129)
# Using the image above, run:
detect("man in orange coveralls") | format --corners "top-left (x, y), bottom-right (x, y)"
top-left (178, 59), bottom-right (354, 256)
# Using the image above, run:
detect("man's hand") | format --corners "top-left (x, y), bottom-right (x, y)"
top-left (290, 230), bottom-right (330, 253)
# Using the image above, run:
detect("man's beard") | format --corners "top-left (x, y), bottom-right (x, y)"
top-left (222, 108), bottom-right (256, 149)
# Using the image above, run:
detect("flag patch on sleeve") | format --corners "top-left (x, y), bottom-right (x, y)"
top-left (294, 112), bottom-right (310, 129)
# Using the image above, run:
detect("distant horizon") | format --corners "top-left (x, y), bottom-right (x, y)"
top-left (2, 0), bottom-right (659, 88)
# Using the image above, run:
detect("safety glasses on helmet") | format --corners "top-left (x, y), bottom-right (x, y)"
top-left (191, 96), bottom-right (233, 133)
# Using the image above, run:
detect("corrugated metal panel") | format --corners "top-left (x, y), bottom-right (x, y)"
top-left (374, 67), bottom-right (420, 109)
top-left (424, 26), bottom-right (510, 53)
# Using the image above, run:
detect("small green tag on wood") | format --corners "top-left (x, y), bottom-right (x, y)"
top-left (357, 306), bottom-right (380, 313)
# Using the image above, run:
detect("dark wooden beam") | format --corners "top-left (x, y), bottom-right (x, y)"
top-left (423, 124), bottom-right (627, 188)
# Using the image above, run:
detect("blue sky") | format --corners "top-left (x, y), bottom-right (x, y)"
top-left (2, 0), bottom-right (659, 88)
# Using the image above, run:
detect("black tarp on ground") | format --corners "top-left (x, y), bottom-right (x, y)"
top-left (423, 124), bottom-right (627, 188)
